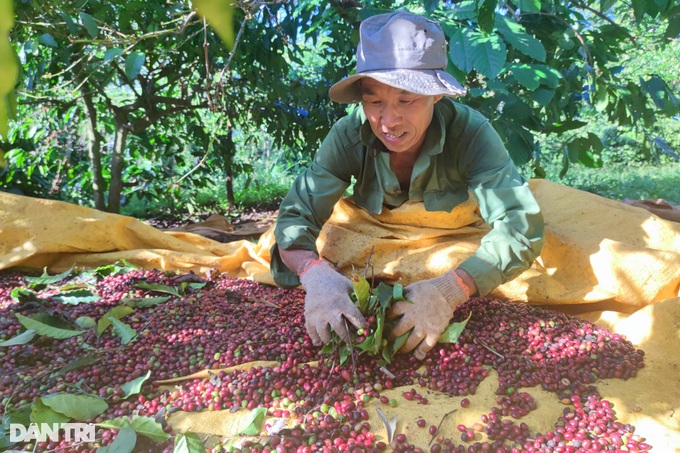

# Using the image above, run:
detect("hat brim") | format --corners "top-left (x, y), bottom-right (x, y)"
top-left (329, 69), bottom-right (466, 104)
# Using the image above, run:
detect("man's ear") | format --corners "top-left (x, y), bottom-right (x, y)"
top-left (433, 95), bottom-right (444, 103)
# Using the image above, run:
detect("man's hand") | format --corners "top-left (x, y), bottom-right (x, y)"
top-left (299, 260), bottom-right (366, 346)
top-left (388, 270), bottom-right (469, 360)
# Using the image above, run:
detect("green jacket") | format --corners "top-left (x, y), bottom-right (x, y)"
top-left (271, 98), bottom-right (545, 295)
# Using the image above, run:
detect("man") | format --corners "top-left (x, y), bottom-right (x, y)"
top-left (270, 11), bottom-right (545, 360)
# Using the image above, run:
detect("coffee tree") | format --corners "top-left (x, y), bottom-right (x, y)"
top-left (321, 0), bottom-right (680, 176)
top-left (1, 0), bottom-right (348, 213)
top-left (1, 0), bottom-right (678, 212)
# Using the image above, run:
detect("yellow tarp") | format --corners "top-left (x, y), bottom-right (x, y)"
top-left (1, 179), bottom-right (680, 451)
top-left (2, 180), bottom-right (678, 309)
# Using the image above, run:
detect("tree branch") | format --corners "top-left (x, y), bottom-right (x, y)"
top-left (202, 17), bottom-right (214, 111)
top-left (571, 1), bottom-right (637, 44)
top-left (215, 12), bottom-right (249, 88)
top-left (520, 11), bottom-right (593, 69)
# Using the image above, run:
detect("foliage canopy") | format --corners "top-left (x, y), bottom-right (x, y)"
top-left (1, 0), bottom-right (678, 214)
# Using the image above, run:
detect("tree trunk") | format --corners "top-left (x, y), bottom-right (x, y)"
top-left (225, 127), bottom-right (235, 206)
top-left (108, 119), bottom-right (128, 213)
top-left (77, 81), bottom-right (106, 210)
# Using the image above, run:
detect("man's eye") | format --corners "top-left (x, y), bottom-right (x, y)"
top-left (400, 99), bottom-right (414, 104)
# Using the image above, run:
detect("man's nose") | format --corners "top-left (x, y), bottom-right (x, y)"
top-left (380, 105), bottom-right (401, 127)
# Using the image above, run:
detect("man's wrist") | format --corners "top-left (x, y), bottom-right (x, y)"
top-left (279, 248), bottom-right (320, 276)
top-left (454, 269), bottom-right (477, 297)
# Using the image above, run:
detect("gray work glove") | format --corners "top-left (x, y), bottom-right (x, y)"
top-left (299, 260), bottom-right (366, 346)
top-left (389, 270), bottom-right (469, 360)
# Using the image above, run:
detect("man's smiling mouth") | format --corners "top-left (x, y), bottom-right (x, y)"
top-left (384, 131), bottom-right (405, 139)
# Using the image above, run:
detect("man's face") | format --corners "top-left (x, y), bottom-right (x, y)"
top-left (360, 78), bottom-right (442, 156)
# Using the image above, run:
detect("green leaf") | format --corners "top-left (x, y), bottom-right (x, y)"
top-left (351, 273), bottom-right (371, 313)
top-left (98, 421), bottom-right (137, 453)
top-left (109, 318), bottom-right (137, 345)
top-left (59, 280), bottom-right (96, 291)
top-left (31, 399), bottom-right (71, 425)
top-left (75, 316), bottom-right (97, 329)
top-left (443, 1), bottom-right (477, 21)
top-left (381, 344), bottom-right (393, 364)
top-left (356, 334), bottom-right (376, 355)
top-left (531, 87), bottom-right (556, 106)
top-left (376, 282), bottom-right (395, 311)
top-left (517, 0), bottom-right (540, 13)
top-left (38, 33), bottom-right (58, 47)
top-left (664, 13), bottom-right (680, 39)
top-left (103, 48), bottom-right (123, 62)
top-left (173, 432), bottom-right (205, 453)
top-left (321, 343), bottom-right (334, 355)
top-left (559, 153), bottom-right (570, 179)
top-left (592, 81), bottom-right (609, 112)
top-left (339, 344), bottom-right (350, 365)
top-left (641, 74), bottom-right (680, 115)
top-left (477, 0), bottom-right (497, 34)
top-left (544, 120), bottom-right (587, 134)
top-left (600, 0), bottom-right (616, 11)
top-left (52, 288), bottom-right (101, 304)
top-left (449, 28), bottom-right (507, 79)
top-left (238, 407), bottom-right (267, 435)
top-left (449, 27), bottom-right (474, 74)
top-left (125, 52), bottom-right (145, 81)
top-left (631, 0), bottom-right (645, 22)
top-left (120, 371), bottom-right (151, 399)
top-left (98, 416), bottom-right (171, 443)
top-left (135, 282), bottom-right (181, 296)
top-left (501, 120), bottom-right (535, 166)
top-left (192, 0), bottom-right (235, 48)
top-left (26, 266), bottom-right (74, 287)
top-left (439, 311), bottom-right (472, 343)
top-left (59, 12), bottom-right (79, 34)
top-left (567, 138), bottom-right (581, 162)
top-left (567, 135), bottom-right (603, 168)
top-left (5, 406), bottom-right (32, 428)
top-left (357, 312), bottom-right (383, 356)
top-left (510, 64), bottom-right (561, 90)
top-left (423, 0), bottom-right (439, 15)
top-left (123, 296), bottom-right (171, 308)
top-left (512, 65), bottom-right (540, 90)
top-left (51, 354), bottom-right (97, 378)
top-left (79, 12), bottom-right (99, 38)
top-left (16, 313), bottom-right (83, 339)
top-left (10, 287), bottom-right (38, 303)
top-left (495, 16), bottom-right (545, 62)
top-left (383, 329), bottom-right (410, 363)
top-left (97, 306), bottom-right (135, 337)
top-left (40, 393), bottom-right (108, 421)
top-left (31, 312), bottom-right (75, 329)
top-left (392, 284), bottom-right (405, 301)
top-left (94, 260), bottom-right (138, 277)
top-left (0, 329), bottom-right (37, 346)
top-left (392, 330), bottom-right (410, 355)
top-left (187, 282), bottom-right (207, 291)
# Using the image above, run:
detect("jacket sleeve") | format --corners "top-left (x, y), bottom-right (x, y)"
top-left (456, 121), bottom-right (545, 296)
top-left (270, 122), bottom-right (357, 287)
